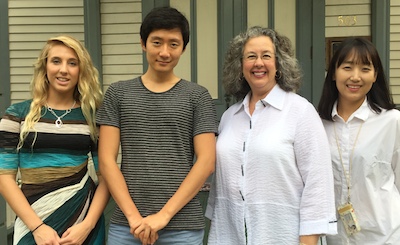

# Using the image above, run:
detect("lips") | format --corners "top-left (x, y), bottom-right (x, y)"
top-left (347, 84), bottom-right (361, 92)
top-left (252, 71), bottom-right (266, 77)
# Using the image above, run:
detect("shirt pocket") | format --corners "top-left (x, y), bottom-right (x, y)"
top-left (364, 160), bottom-right (393, 190)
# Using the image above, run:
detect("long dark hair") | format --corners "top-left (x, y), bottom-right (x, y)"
top-left (318, 37), bottom-right (395, 121)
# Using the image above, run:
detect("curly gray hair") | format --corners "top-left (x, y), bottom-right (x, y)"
top-left (223, 26), bottom-right (302, 100)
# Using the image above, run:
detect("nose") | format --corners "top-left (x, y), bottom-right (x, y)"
top-left (253, 56), bottom-right (264, 67)
top-left (59, 62), bottom-right (68, 74)
top-left (159, 44), bottom-right (170, 58)
top-left (350, 69), bottom-right (361, 82)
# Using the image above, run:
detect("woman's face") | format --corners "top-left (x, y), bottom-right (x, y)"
top-left (242, 36), bottom-right (277, 97)
top-left (334, 52), bottom-right (377, 108)
top-left (46, 44), bottom-right (80, 98)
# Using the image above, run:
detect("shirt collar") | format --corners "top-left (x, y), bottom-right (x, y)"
top-left (234, 85), bottom-right (285, 114)
top-left (331, 97), bottom-right (370, 122)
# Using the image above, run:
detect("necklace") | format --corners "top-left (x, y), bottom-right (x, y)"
top-left (46, 100), bottom-right (76, 128)
top-left (333, 121), bottom-right (363, 203)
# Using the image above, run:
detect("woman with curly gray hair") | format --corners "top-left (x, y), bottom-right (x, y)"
top-left (205, 26), bottom-right (337, 245)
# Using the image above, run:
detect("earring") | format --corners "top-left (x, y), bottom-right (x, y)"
top-left (275, 70), bottom-right (282, 80)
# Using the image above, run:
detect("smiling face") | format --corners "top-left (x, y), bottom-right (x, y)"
top-left (334, 51), bottom-right (377, 109)
top-left (141, 28), bottom-right (185, 76)
top-left (46, 44), bottom-right (79, 98)
top-left (242, 36), bottom-right (277, 98)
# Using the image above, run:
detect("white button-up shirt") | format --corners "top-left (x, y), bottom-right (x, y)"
top-left (206, 85), bottom-right (337, 245)
top-left (324, 99), bottom-right (400, 245)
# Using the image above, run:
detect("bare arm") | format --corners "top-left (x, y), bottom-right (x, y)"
top-left (0, 174), bottom-right (60, 244)
top-left (134, 133), bottom-right (216, 244)
top-left (97, 125), bottom-right (143, 233)
top-left (300, 235), bottom-right (320, 245)
top-left (60, 175), bottom-right (110, 244)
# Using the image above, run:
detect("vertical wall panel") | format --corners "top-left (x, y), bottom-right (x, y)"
top-left (100, 0), bottom-right (142, 89)
top-left (391, 0), bottom-right (400, 104)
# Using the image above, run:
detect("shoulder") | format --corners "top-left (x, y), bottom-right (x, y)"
top-left (5, 100), bottom-right (32, 117)
top-left (177, 80), bottom-right (209, 93)
top-left (108, 78), bottom-right (139, 90)
top-left (286, 92), bottom-right (317, 113)
top-left (378, 108), bottom-right (400, 122)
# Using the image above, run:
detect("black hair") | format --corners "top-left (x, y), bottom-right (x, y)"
top-left (140, 7), bottom-right (190, 50)
top-left (318, 37), bottom-right (395, 121)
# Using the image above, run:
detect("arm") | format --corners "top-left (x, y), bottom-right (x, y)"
top-left (60, 175), bottom-right (110, 244)
top-left (97, 125), bottom-right (144, 235)
top-left (134, 132), bottom-right (216, 244)
top-left (0, 174), bottom-right (61, 244)
top-left (300, 235), bottom-right (320, 245)
top-left (295, 103), bottom-right (336, 238)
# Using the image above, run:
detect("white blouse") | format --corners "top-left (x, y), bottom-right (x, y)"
top-left (324, 99), bottom-right (400, 245)
top-left (206, 85), bottom-right (337, 245)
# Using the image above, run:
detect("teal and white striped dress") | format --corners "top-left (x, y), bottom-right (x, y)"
top-left (0, 100), bottom-right (105, 245)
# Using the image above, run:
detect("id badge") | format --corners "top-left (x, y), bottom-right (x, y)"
top-left (338, 203), bottom-right (361, 236)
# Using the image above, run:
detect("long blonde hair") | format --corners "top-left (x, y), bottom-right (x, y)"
top-left (18, 35), bottom-right (103, 149)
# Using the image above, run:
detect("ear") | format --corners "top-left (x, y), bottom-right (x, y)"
top-left (140, 39), bottom-right (146, 51)
top-left (373, 71), bottom-right (378, 83)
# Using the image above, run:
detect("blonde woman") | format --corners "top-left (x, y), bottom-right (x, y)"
top-left (0, 35), bottom-right (108, 245)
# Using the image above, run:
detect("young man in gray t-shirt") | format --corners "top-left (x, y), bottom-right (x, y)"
top-left (96, 6), bottom-right (218, 245)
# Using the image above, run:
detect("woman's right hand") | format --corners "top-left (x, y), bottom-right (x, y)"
top-left (33, 224), bottom-right (61, 245)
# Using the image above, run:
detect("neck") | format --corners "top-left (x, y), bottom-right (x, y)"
top-left (47, 97), bottom-right (76, 110)
top-left (141, 72), bottom-right (180, 93)
top-left (337, 99), bottom-right (364, 122)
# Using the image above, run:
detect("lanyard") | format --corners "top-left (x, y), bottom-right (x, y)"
top-left (333, 121), bottom-right (363, 203)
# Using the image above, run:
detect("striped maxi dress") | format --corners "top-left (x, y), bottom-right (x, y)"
top-left (0, 100), bottom-right (105, 245)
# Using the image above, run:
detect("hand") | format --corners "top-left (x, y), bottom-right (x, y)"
top-left (32, 224), bottom-right (61, 245)
top-left (134, 212), bottom-right (170, 245)
top-left (59, 221), bottom-right (92, 245)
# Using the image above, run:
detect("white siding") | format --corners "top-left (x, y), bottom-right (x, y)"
top-left (391, 0), bottom-right (400, 103)
top-left (8, 0), bottom-right (85, 104)
top-left (325, 0), bottom-right (371, 37)
top-left (100, 0), bottom-right (142, 89)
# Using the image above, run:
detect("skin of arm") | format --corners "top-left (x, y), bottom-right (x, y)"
top-left (134, 132), bottom-right (216, 245)
top-left (59, 175), bottom-right (110, 245)
top-left (97, 125), bottom-right (153, 242)
top-left (0, 174), bottom-right (61, 244)
top-left (300, 235), bottom-right (320, 245)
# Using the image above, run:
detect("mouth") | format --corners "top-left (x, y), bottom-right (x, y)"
top-left (157, 60), bottom-right (170, 65)
top-left (252, 71), bottom-right (267, 77)
top-left (57, 77), bottom-right (70, 83)
top-left (347, 84), bottom-right (361, 91)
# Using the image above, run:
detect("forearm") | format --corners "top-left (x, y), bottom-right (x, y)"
top-left (159, 133), bottom-right (215, 220)
top-left (0, 174), bottom-right (43, 231)
top-left (98, 125), bottom-right (141, 221)
top-left (160, 157), bottom-right (214, 220)
top-left (100, 161), bottom-right (141, 220)
top-left (300, 235), bottom-right (320, 245)
top-left (81, 176), bottom-right (110, 229)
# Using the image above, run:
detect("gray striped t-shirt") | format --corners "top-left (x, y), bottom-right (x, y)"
top-left (96, 77), bottom-right (218, 230)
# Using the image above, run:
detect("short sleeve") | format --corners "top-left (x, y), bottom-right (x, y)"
top-left (96, 83), bottom-right (121, 128)
top-left (192, 88), bottom-right (218, 136)
top-left (0, 105), bottom-right (23, 175)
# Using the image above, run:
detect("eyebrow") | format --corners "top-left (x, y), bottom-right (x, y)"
top-left (149, 36), bottom-right (181, 43)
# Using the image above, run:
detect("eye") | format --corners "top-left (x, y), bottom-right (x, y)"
top-left (51, 58), bottom-right (61, 64)
top-left (262, 54), bottom-right (272, 60)
top-left (245, 54), bottom-right (256, 60)
top-left (362, 66), bottom-right (372, 72)
top-left (170, 43), bottom-right (179, 48)
top-left (152, 41), bottom-right (161, 46)
top-left (69, 60), bottom-right (78, 66)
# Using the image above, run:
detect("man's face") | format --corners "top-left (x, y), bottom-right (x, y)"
top-left (141, 28), bottom-right (185, 74)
